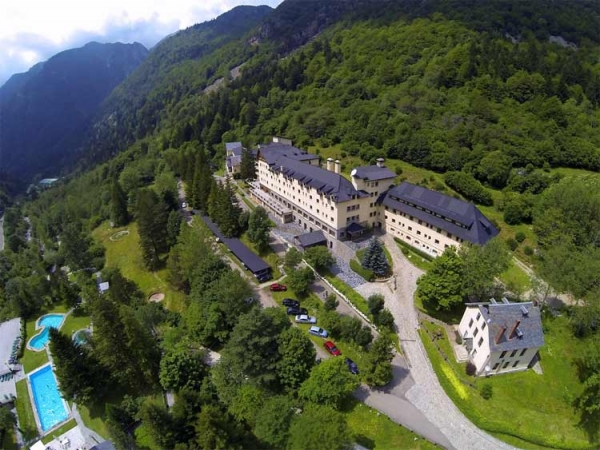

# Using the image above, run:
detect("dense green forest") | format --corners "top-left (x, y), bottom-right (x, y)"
top-left (2, 0), bottom-right (600, 448)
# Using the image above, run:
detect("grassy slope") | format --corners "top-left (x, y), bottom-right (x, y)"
top-left (419, 317), bottom-right (592, 449)
top-left (345, 399), bottom-right (437, 450)
top-left (92, 221), bottom-right (186, 312)
top-left (15, 379), bottom-right (37, 442)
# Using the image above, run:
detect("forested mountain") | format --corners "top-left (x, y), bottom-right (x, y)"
top-left (0, 42), bottom-right (149, 181)
top-left (86, 5), bottom-right (273, 163)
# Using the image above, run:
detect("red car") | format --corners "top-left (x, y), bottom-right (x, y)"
top-left (270, 283), bottom-right (287, 292)
top-left (324, 341), bottom-right (341, 356)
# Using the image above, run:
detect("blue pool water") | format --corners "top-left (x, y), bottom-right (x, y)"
top-left (29, 314), bottom-right (65, 351)
top-left (29, 365), bottom-right (69, 431)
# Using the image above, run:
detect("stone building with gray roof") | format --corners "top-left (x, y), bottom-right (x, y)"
top-left (458, 299), bottom-right (544, 376)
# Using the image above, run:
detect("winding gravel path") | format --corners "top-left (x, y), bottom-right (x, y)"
top-left (376, 234), bottom-right (515, 450)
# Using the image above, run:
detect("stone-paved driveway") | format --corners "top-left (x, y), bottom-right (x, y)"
top-left (374, 234), bottom-right (515, 450)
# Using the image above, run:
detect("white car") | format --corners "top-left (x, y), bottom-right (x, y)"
top-left (308, 326), bottom-right (328, 338)
top-left (295, 314), bottom-right (317, 324)
top-left (181, 202), bottom-right (188, 208)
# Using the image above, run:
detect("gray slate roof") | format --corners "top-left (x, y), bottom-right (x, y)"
top-left (258, 143), bottom-right (320, 163)
top-left (296, 230), bottom-right (327, 247)
top-left (226, 155), bottom-right (241, 168)
top-left (199, 215), bottom-right (270, 274)
top-left (352, 165), bottom-right (396, 181)
top-left (472, 302), bottom-right (544, 352)
top-left (259, 146), bottom-right (364, 203)
top-left (225, 142), bottom-right (242, 153)
top-left (380, 182), bottom-right (498, 245)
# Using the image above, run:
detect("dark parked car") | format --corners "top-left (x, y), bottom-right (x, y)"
top-left (282, 298), bottom-right (300, 308)
top-left (286, 306), bottom-right (308, 316)
top-left (324, 340), bottom-right (341, 356)
top-left (256, 272), bottom-right (272, 282)
top-left (345, 358), bottom-right (359, 375)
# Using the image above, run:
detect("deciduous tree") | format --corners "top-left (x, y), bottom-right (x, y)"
top-left (299, 357), bottom-right (359, 409)
top-left (247, 207), bottom-right (271, 252)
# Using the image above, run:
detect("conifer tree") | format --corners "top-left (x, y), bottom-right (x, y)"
top-left (110, 178), bottom-right (129, 227)
top-left (49, 328), bottom-right (105, 405)
top-left (239, 147), bottom-right (256, 180)
top-left (167, 210), bottom-right (182, 248)
top-left (136, 189), bottom-right (168, 270)
top-left (247, 207), bottom-right (271, 251)
top-left (361, 238), bottom-right (389, 276)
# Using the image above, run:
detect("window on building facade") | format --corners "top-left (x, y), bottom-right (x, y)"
top-left (520, 348), bottom-right (527, 357)
top-left (474, 328), bottom-right (479, 337)
top-left (478, 337), bottom-right (483, 347)
top-left (513, 360), bottom-right (520, 368)
top-left (417, 230), bottom-right (421, 235)
top-left (476, 313), bottom-right (481, 321)
top-left (510, 350), bottom-right (517, 358)
top-left (493, 363), bottom-right (499, 370)
top-left (469, 319), bottom-right (474, 327)
top-left (503, 361), bottom-right (510, 369)
top-left (408, 226), bottom-right (412, 231)
top-left (482, 322), bottom-right (486, 330)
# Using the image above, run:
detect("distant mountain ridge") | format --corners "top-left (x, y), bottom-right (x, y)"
top-left (0, 41), bottom-right (149, 181)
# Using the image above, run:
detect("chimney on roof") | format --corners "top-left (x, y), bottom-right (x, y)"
top-left (495, 325), bottom-right (507, 344)
top-left (502, 297), bottom-right (510, 304)
top-left (334, 160), bottom-right (341, 174)
top-left (509, 320), bottom-right (521, 339)
top-left (376, 157), bottom-right (385, 168)
top-left (326, 157), bottom-right (334, 172)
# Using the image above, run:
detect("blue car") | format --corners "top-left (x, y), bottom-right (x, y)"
top-left (308, 326), bottom-right (328, 338)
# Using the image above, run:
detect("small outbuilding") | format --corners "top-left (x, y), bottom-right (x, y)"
top-left (295, 230), bottom-right (327, 249)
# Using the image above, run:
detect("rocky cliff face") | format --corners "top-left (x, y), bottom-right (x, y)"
top-left (0, 42), bottom-right (148, 181)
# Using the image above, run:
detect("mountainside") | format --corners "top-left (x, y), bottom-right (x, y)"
top-left (87, 5), bottom-right (273, 163)
top-left (0, 41), bottom-right (149, 181)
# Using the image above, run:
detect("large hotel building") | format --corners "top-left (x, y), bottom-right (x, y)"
top-left (243, 139), bottom-right (498, 257)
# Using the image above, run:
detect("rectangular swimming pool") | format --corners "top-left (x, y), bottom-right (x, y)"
top-left (29, 365), bottom-right (69, 432)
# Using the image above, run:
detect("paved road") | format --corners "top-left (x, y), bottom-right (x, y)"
top-left (370, 234), bottom-right (514, 450)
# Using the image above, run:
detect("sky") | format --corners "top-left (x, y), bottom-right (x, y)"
top-left (0, 0), bottom-right (283, 87)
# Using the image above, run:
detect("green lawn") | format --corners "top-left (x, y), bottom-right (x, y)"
top-left (321, 271), bottom-right (371, 319)
top-left (15, 379), bottom-right (38, 442)
top-left (345, 399), bottom-right (437, 450)
top-left (394, 240), bottom-right (433, 272)
top-left (499, 259), bottom-right (533, 295)
top-left (419, 317), bottom-right (594, 449)
top-left (61, 314), bottom-right (91, 338)
top-left (92, 221), bottom-right (187, 312)
top-left (41, 419), bottom-right (77, 444)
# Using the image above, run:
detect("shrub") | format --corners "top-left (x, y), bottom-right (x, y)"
top-left (506, 238), bottom-right (519, 251)
top-left (324, 294), bottom-right (339, 311)
top-left (339, 316), bottom-right (362, 341)
top-left (355, 327), bottom-right (373, 348)
top-left (515, 231), bottom-right (526, 243)
top-left (480, 383), bottom-right (493, 400)
top-left (395, 165), bottom-right (403, 175)
top-left (375, 309), bottom-right (395, 330)
top-left (524, 246), bottom-right (534, 256)
top-left (340, 151), bottom-right (347, 158)
top-left (367, 294), bottom-right (385, 317)
top-left (444, 171), bottom-right (493, 206)
top-left (401, 247), bottom-right (409, 256)
top-left (466, 362), bottom-right (476, 376)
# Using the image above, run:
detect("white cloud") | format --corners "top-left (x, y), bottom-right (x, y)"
top-left (0, 0), bottom-right (282, 87)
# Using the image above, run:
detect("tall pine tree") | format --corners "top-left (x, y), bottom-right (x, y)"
top-left (49, 328), bottom-right (106, 405)
top-left (110, 178), bottom-right (129, 227)
top-left (136, 189), bottom-right (168, 270)
top-left (239, 147), bottom-right (256, 180)
top-left (361, 238), bottom-right (389, 277)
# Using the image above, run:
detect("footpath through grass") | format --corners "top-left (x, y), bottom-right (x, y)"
top-left (419, 317), bottom-right (593, 449)
top-left (92, 221), bottom-right (186, 312)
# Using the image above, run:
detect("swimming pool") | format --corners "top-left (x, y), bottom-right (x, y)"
top-left (28, 314), bottom-right (66, 351)
top-left (29, 365), bottom-right (69, 432)
top-left (72, 329), bottom-right (91, 346)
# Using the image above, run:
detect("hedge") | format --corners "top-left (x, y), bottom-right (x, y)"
top-left (444, 171), bottom-right (493, 206)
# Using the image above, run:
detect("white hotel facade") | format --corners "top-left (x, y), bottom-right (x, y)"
top-left (246, 139), bottom-right (498, 254)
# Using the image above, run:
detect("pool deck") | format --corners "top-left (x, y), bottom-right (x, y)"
top-left (0, 317), bottom-right (22, 402)
top-left (27, 312), bottom-right (69, 352)
top-left (27, 363), bottom-right (72, 436)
